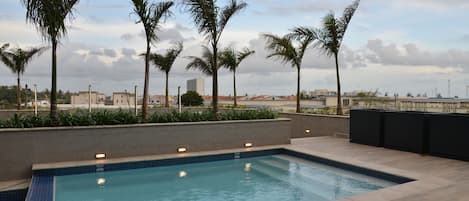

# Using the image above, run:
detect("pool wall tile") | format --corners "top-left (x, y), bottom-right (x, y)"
top-left (0, 188), bottom-right (28, 201)
top-left (25, 176), bottom-right (53, 201)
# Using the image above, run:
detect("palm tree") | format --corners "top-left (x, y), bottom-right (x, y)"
top-left (22, 0), bottom-right (80, 118)
top-left (263, 33), bottom-right (316, 113)
top-left (0, 46), bottom-right (46, 110)
top-left (290, 0), bottom-right (360, 115)
top-left (131, 0), bottom-right (174, 119)
top-left (186, 46), bottom-right (216, 76)
top-left (219, 47), bottom-right (254, 107)
top-left (148, 42), bottom-right (183, 107)
top-left (181, 0), bottom-right (247, 115)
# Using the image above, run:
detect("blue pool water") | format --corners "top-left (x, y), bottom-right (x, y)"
top-left (54, 155), bottom-right (397, 201)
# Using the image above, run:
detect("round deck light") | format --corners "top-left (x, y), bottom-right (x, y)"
top-left (244, 142), bottom-right (253, 148)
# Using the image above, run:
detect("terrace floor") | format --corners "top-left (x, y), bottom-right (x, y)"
top-left (287, 137), bottom-right (469, 201)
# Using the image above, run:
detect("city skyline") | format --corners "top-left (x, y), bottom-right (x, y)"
top-left (1, 0), bottom-right (469, 97)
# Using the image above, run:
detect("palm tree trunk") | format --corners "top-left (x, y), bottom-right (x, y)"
top-left (165, 72), bottom-right (169, 108)
top-left (335, 53), bottom-right (343, 115)
top-left (17, 73), bottom-right (21, 110)
top-left (296, 67), bottom-right (301, 113)
top-left (212, 44), bottom-right (219, 115)
top-left (233, 69), bottom-right (237, 107)
top-left (142, 40), bottom-right (150, 119)
top-left (50, 39), bottom-right (58, 119)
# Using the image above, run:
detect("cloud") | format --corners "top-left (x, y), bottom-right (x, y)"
top-left (363, 39), bottom-right (469, 70)
top-left (121, 23), bottom-right (192, 43)
top-left (120, 33), bottom-right (135, 41)
top-left (247, 0), bottom-right (349, 16)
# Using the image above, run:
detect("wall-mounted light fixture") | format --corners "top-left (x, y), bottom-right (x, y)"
top-left (177, 147), bottom-right (187, 153)
top-left (305, 129), bottom-right (311, 134)
top-left (244, 142), bottom-right (253, 148)
top-left (95, 153), bottom-right (106, 159)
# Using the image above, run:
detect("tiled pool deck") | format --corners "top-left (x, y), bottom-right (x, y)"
top-left (3, 136), bottom-right (469, 201)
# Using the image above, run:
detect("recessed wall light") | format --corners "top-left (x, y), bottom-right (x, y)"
top-left (244, 142), bottom-right (253, 148)
top-left (305, 129), bottom-right (311, 134)
top-left (177, 147), bottom-right (187, 153)
top-left (95, 153), bottom-right (106, 159)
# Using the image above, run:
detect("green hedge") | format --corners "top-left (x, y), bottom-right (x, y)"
top-left (0, 109), bottom-right (278, 128)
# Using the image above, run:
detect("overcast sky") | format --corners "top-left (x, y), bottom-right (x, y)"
top-left (1, 0), bottom-right (469, 97)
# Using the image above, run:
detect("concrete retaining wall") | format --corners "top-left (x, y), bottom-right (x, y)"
top-left (280, 113), bottom-right (349, 138)
top-left (0, 119), bottom-right (290, 181)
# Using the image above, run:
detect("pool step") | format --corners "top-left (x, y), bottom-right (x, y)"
top-left (253, 158), bottom-right (358, 199)
top-left (261, 156), bottom-right (384, 194)
top-left (252, 160), bottom-right (348, 200)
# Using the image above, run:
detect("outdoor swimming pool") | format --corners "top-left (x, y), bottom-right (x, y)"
top-left (51, 154), bottom-right (402, 201)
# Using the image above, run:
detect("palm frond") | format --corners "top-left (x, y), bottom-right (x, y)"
top-left (22, 0), bottom-right (80, 42)
top-left (0, 46), bottom-right (46, 75)
top-left (150, 42), bottom-right (183, 73)
top-left (263, 33), bottom-right (299, 68)
top-left (217, 0), bottom-right (247, 42)
top-left (219, 47), bottom-right (237, 71)
top-left (181, 0), bottom-right (218, 42)
top-left (131, 0), bottom-right (174, 44)
top-left (237, 48), bottom-right (255, 63)
top-left (186, 46), bottom-right (214, 76)
top-left (337, 0), bottom-right (360, 44)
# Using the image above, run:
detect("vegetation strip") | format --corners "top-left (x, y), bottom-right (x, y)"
top-left (0, 109), bottom-right (278, 128)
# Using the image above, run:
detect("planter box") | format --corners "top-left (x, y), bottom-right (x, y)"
top-left (382, 111), bottom-right (427, 153)
top-left (350, 109), bottom-right (383, 146)
top-left (0, 119), bottom-right (291, 181)
top-left (427, 113), bottom-right (469, 161)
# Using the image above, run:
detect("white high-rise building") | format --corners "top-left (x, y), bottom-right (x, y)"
top-left (187, 78), bottom-right (205, 95)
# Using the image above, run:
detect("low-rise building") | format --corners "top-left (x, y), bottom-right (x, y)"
top-left (112, 92), bottom-right (136, 106)
top-left (308, 89), bottom-right (337, 97)
top-left (71, 91), bottom-right (105, 106)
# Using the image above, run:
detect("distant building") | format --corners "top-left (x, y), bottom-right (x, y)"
top-left (112, 92), bottom-right (135, 106)
top-left (309, 89), bottom-right (337, 97)
top-left (26, 100), bottom-right (50, 107)
top-left (71, 91), bottom-right (105, 105)
top-left (187, 78), bottom-right (205, 95)
top-left (149, 95), bottom-right (175, 105)
top-left (399, 98), bottom-right (469, 113)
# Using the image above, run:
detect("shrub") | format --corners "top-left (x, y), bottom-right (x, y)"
top-left (181, 91), bottom-right (204, 106)
top-left (0, 109), bottom-right (277, 128)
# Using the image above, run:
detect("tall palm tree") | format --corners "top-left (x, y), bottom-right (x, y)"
top-left (290, 0), bottom-right (360, 115)
top-left (149, 42), bottom-right (183, 107)
top-left (186, 46), bottom-right (217, 76)
top-left (219, 47), bottom-right (254, 107)
top-left (263, 33), bottom-right (316, 113)
top-left (131, 0), bottom-right (174, 119)
top-left (22, 0), bottom-right (80, 118)
top-left (0, 46), bottom-right (46, 110)
top-left (181, 0), bottom-right (247, 115)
